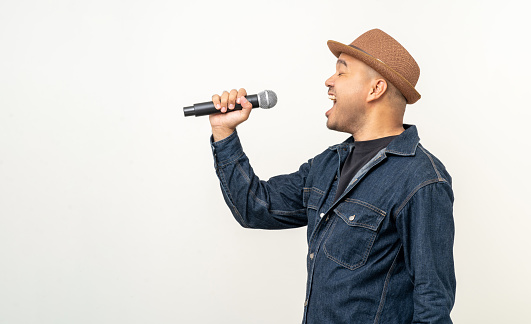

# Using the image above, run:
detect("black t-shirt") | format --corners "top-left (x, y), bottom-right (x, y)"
top-left (334, 135), bottom-right (397, 201)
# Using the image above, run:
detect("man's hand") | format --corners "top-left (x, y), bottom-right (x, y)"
top-left (209, 88), bottom-right (252, 142)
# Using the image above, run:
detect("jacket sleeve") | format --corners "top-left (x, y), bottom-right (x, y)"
top-left (395, 181), bottom-right (456, 324)
top-left (211, 130), bottom-right (310, 229)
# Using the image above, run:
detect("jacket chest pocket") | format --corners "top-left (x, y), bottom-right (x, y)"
top-left (324, 200), bottom-right (386, 270)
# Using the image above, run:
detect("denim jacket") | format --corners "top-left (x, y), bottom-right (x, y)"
top-left (211, 125), bottom-right (456, 324)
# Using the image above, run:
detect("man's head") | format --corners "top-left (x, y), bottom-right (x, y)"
top-left (325, 53), bottom-right (407, 134)
top-left (324, 29), bottom-right (420, 137)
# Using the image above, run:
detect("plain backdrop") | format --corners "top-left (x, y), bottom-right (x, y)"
top-left (1, 0), bottom-right (530, 323)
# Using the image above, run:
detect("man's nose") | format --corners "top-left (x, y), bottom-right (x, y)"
top-left (325, 75), bottom-right (335, 87)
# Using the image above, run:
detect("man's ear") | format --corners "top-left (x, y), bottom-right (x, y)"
top-left (367, 79), bottom-right (387, 103)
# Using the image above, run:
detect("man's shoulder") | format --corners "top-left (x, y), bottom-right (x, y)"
top-left (408, 142), bottom-right (452, 186)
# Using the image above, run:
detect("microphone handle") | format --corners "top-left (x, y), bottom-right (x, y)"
top-left (183, 94), bottom-right (259, 117)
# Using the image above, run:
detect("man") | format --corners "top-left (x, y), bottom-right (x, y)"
top-left (209, 29), bottom-right (456, 323)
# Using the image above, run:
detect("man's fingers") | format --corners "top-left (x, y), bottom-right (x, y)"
top-left (212, 94), bottom-right (221, 110)
top-left (209, 87), bottom-right (251, 133)
top-left (212, 88), bottom-right (248, 114)
top-left (228, 89), bottom-right (238, 110)
top-left (236, 88), bottom-right (247, 104)
top-left (220, 91), bottom-right (230, 113)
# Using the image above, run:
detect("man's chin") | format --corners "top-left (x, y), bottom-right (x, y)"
top-left (326, 118), bottom-right (334, 131)
top-left (326, 119), bottom-right (340, 132)
top-left (326, 119), bottom-right (352, 134)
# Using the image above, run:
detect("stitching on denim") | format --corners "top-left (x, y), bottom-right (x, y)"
top-left (385, 149), bottom-right (410, 156)
top-left (235, 161), bottom-right (269, 208)
top-left (385, 149), bottom-right (402, 154)
top-left (334, 208), bottom-right (382, 231)
top-left (219, 167), bottom-right (248, 227)
top-left (323, 218), bottom-right (377, 270)
top-left (311, 187), bottom-right (325, 195)
top-left (303, 188), bottom-right (310, 208)
top-left (306, 210), bottom-right (333, 287)
top-left (393, 179), bottom-right (448, 220)
top-left (306, 188), bottom-right (324, 210)
top-left (217, 150), bottom-right (245, 168)
top-left (238, 161), bottom-right (305, 215)
top-left (270, 208), bottom-right (306, 216)
top-left (386, 141), bottom-right (419, 156)
top-left (374, 244), bottom-right (402, 324)
top-left (343, 198), bottom-right (387, 216)
top-left (418, 145), bottom-right (442, 180)
top-left (307, 211), bottom-right (335, 290)
top-left (316, 217), bottom-right (333, 250)
top-left (248, 187), bottom-right (269, 208)
top-left (236, 161), bottom-right (251, 184)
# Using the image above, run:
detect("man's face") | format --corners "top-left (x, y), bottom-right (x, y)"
top-left (325, 53), bottom-right (374, 135)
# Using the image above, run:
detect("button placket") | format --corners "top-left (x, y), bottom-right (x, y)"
top-left (304, 204), bottom-right (336, 320)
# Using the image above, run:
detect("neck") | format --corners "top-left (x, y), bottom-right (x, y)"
top-left (351, 102), bottom-right (405, 141)
top-left (351, 119), bottom-right (405, 141)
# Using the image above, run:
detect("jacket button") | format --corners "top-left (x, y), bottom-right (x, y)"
top-left (320, 213), bottom-right (325, 218)
top-left (304, 300), bottom-right (308, 307)
top-left (309, 253), bottom-right (314, 259)
top-left (349, 215), bottom-right (355, 221)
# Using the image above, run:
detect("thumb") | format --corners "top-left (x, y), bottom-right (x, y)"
top-left (239, 96), bottom-right (253, 116)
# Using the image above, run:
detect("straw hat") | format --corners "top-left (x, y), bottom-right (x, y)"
top-left (327, 29), bottom-right (421, 104)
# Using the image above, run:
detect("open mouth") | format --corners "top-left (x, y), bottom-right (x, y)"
top-left (326, 94), bottom-right (336, 118)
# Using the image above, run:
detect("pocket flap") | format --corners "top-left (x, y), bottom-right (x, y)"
top-left (333, 199), bottom-right (386, 231)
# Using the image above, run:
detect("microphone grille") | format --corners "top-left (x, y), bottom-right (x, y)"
top-left (258, 90), bottom-right (277, 109)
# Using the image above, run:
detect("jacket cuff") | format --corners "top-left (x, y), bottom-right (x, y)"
top-left (210, 130), bottom-right (243, 167)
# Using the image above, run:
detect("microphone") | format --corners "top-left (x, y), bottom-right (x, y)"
top-left (183, 90), bottom-right (277, 117)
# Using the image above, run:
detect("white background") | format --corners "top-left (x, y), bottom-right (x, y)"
top-left (1, 0), bottom-right (529, 323)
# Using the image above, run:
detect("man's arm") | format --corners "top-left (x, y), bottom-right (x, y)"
top-left (209, 88), bottom-right (309, 229)
top-left (395, 181), bottom-right (456, 324)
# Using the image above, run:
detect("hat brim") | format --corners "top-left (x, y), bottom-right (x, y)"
top-left (327, 40), bottom-right (421, 104)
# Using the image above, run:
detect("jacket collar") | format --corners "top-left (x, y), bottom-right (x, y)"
top-left (328, 124), bottom-right (420, 156)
